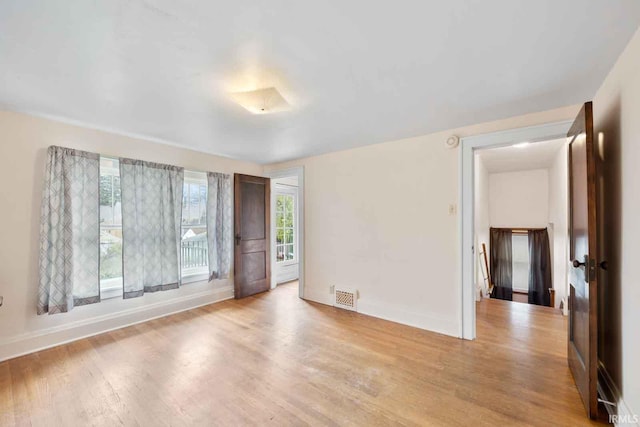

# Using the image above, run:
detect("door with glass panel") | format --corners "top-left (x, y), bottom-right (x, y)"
top-left (275, 186), bottom-right (298, 284)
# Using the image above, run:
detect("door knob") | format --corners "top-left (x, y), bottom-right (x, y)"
top-left (572, 259), bottom-right (586, 268)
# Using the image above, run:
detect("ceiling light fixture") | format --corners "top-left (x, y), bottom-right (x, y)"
top-left (230, 87), bottom-right (290, 114)
top-left (513, 142), bottom-right (530, 148)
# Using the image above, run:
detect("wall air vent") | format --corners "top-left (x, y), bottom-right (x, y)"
top-left (334, 288), bottom-right (358, 311)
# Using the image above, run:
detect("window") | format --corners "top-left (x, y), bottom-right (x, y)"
top-left (181, 170), bottom-right (208, 281)
top-left (275, 191), bottom-right (296, 264)
top-left (512, 234), bottom-right (530, 292)
top-left (99, 158), bottom-right (123, 299)
top-left (100, 162), bottom-right (209, 299)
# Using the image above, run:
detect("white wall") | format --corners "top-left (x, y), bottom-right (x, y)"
top-left (474, 155), bottom-right (490, 296)
top-left (547, 146), bottom-right (569, 309)
top-left (488, 169), bottom-right (549, 228)
top-left (593, 25), bottom-right (640, 420)
top-left (0, 111), bottom-right (262, 361)
top-left (265, 105), bottom-right (579, 337)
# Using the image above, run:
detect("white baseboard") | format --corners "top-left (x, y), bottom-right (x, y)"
top-left (302, 288), bottom-right (459, 338)
top-left (599, 363), bottom-right (639, 426)
top-left (0, 286), bottom-right (234, 363)
top-left (303, 288), bottom-right (333, 307)
top-left (357, 298), bottom-right (459, 338)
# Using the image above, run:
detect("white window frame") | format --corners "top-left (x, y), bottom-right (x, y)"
top-left (511, 234), bottom-right (530, 293)
top-left (101, 277), bottom-right (124, 300)
top-left (181, 170), bottom-right (209, 284)
top-left (275, 186), bottom-right (298, 267)
top-left (99, 157), bottom-right (124, 300)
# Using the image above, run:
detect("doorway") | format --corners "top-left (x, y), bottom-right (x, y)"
top-left (267, 167), bottom-right (305, 299)
top-left (474, 139), bottom-right (568, 310)
top-left (460, 121), bottom-right (572, 339)
top-left (274, 177), bottom-right (299, 284)
top-left (462, 108), bottom-right (603, 419)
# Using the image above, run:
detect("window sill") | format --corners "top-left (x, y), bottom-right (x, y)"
top-left (182, 272), bottom-right (209, 285)
top-left (101, 277), bottom-right (123, 300)
top-left (98, 272), bottom-right (210, 300)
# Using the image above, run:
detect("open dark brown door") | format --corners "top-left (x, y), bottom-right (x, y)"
top-left (567, 102), bottom-right (599, 419)
top-left (234, 174), bottom-right (271, 298)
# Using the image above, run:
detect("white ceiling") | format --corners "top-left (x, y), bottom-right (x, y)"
top-left (477, 138), bottom-right (566, 173)
top-left (1, 1), bottom-right (639, 164)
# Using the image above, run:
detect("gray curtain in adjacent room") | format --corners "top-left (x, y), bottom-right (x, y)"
top-left (207, 172), bottom-right (232, 280)
top-left (38, 146), bottom-right (100, 314)
top-left (490, 228), bottom-right (513, 301)
top-left (120, 159), bottom-right (184, 298)
top-left (528, 229), bottom-right (552, 306)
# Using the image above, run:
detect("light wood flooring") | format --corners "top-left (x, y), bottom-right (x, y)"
top-left (0, 281), bottom-right (602, 426)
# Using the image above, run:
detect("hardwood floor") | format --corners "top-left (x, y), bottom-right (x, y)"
top-left (0, 282), bottom-right (601, 426)
top-left (512, 291), bottom-right (529, 304)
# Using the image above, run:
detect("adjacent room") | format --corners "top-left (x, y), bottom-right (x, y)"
top-left (472, 139), bottom-right (571, 380)
top-left (1, 1), bottom-right (640, 425)
top-left (475, 139), bottom-right (568, 308)
top-left (271, 173), bottom-right (301, 289)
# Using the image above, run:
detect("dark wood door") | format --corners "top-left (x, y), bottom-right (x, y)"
top-left (234, 174), bottom-right (271, 298)
top-left (567, 102), bottom-right (599, 419)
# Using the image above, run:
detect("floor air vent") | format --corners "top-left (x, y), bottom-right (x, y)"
top-left (334, 288), bottom-right (357, 311)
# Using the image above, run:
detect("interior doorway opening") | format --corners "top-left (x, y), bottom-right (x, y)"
top-left (462, 109), bottom-right (601, 419)
top-left (267, 167), bottom-right (305, 299)
top-left (460, 120), bottom-right (573, 340)
top-left (473, 138), bottom-right (569, 315)
top-left (273, 175), bottom-right (299, 286)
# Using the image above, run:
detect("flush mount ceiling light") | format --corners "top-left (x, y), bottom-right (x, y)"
top-left (513, 142), bottom-right (530, 148)
top-left (230, 87), bottom-right (291, 114)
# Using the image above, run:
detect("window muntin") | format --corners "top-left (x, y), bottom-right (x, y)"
top-left (275, 193), bottom-right (296, 264)
top-left (181, 171), bottom-right (208, 280)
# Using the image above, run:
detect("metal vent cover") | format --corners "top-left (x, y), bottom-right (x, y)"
top-left (334, 288), bottom-right (357, 311)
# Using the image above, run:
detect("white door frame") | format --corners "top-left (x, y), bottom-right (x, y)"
top-left (267, 166), bottom-right (305, 299)
top-left (459, 120), bottom-right (572, 340)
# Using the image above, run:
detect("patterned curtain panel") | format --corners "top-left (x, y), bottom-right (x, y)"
top-left (38, 146), bottom-right (100, 314)
top-left (207, 172), bottom-right (232, 280)
top-left (120, 159), bottom-right (184, 298)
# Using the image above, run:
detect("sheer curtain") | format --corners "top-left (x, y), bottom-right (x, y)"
top-left (38, 146), bottom-right (100, 314)
top-left (528, 229), bottom-right (552, 306)
top-left (206, 172), bottom-right (232, 281)
top-left (490, 228), bottom-right (513, 301)
top-left (120, 159), bottom-right (184, 298)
